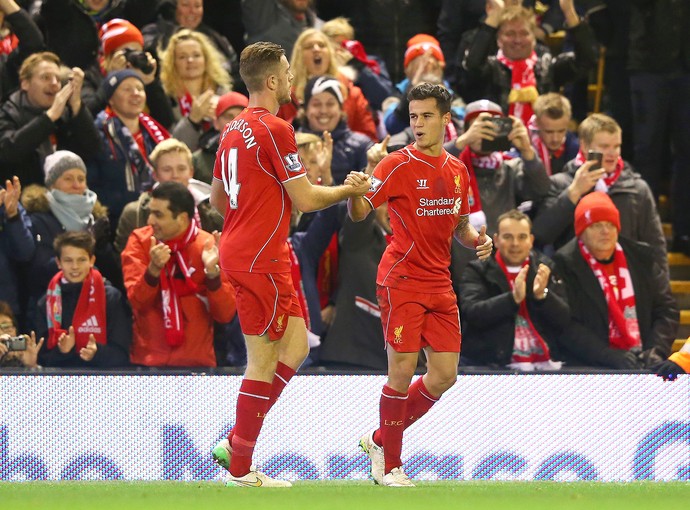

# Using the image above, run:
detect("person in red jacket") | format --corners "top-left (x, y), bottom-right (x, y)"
top-left (121, 181), bottom-right (235, 367)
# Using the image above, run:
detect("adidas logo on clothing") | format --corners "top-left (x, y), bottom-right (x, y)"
top-left (77, 315), bottom-right (102, 334)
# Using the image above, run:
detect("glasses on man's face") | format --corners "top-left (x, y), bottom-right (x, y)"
top-left (0, 322), bottom-right (16, 333)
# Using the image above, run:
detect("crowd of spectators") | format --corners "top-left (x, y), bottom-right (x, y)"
top-left (0, 0), bottom-right (687, 378)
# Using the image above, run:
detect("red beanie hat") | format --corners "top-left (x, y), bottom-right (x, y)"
top-left (100, 18), bottom-right (144, 56)
top-left (574, 191), bottom-right (621, 237)
top-left (215, 91), bottom-right (249, 117)
top-left (403, 34), bottom-right (445, 69)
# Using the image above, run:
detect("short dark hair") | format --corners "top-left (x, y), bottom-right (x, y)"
top-left (151, 181), bottom-right (195, 219)
top-left (240, 42), bottom-right (285, 93)
top-left (496, 209), bottom-right (532, 232)
top-left (407, 83), bottom-right (452, 115)
top-left (53, 231), bottom-right (96, 259)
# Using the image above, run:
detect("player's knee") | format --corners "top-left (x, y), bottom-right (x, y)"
top-left (427, 371), bottom-right (457, 395)
top-left (387, 369), bottom-right (415, 392)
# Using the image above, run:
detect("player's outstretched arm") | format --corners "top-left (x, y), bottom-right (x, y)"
top-left (454, 217), bottom-right (493, 260)
top-left (284, 173), bottom-right (370, 213)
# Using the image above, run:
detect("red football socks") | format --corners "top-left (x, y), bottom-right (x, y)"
top-left (379, 384), bottom-right (408, 474)
top-left (372, 377), bottom-right (440, 472)
top-left (229, 379), bottom-right (272, 477)
top-left (404, 376), bottom-right (439, 428)
top-left (226, 362), bottom-right (296, 446)
top-left (267, 361), bottom-right (296, 413)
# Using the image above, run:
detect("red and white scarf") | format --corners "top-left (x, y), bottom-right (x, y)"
top-left (497, 49), bottom-right (539, 125)
top-left (158, 220), bottom-right (200, 347)
top-left (104, 106), bottom-right (169, 146)
top-left (103, 107), bottom-right (170, 192)
top-left (528, 115), bottom-right (565, 176)
top-left (495, 252), bottom-right (552, 363)
top-left (578, 239), bottom-right (641, 350)
top-left (46, 269), bottom-right (107, 351)
top-left (179, 91), bottom-right (193, 118)
top-left (574, 150), bottom-right (624, 191)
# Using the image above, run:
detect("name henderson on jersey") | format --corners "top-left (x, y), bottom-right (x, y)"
top-left (225, 118), bottom-right (258, 149)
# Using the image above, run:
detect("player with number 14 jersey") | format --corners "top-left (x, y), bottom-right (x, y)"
top-left (213, 108), bottom-right (305, 273)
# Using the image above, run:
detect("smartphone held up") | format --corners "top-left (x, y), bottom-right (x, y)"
top-left (587, 150), bottom-right (603, 171)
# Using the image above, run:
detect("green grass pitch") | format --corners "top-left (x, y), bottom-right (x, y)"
top-left (1, 481), bottom-right (688, 510)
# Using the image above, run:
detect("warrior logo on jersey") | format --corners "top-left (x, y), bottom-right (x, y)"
top-left (454, 175), bottom-right (462, 193)
top-left (416, 179), bottom-right (428, 189)
top-left (369, 176), bottom-right (383, 192)
top-left (393, 325), bottom-right (403, 343)
top-left (284, 153), bottom-right (303, 172)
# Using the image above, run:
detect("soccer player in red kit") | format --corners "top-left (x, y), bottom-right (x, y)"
top-left (349, 83), bottom-right (493, 487)
top-left (209, 42), bottom-right (371, 488)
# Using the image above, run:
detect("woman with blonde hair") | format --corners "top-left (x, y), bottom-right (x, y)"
top-left (279, 28), bottom-right (378, 142)
top-left (159, 29), bottom-right (232, 151)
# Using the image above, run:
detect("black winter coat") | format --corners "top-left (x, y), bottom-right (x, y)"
top-left (459, 250), bottom-right (569, 367)
top-left (552, 237), bottom-right (678, 369)
top-left (0, 90), bottom-right (100, 186)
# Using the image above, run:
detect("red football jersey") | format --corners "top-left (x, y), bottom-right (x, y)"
top-left (365, 144), bottom-right (470, 293)
top-left (213, 107), bottom-right (306, 272)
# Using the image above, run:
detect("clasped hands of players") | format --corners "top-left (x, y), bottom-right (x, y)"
top-left (512, 263), bottom-right (550, 304)
top-left (343, 171), bottom-right (371, 195)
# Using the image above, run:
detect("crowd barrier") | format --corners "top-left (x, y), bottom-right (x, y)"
top-left (1, 372), bottom-right (688, 481)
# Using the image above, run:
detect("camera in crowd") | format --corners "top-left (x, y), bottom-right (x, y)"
top-left (0, 336), bottom-right (27, 352)
top-left (122, 48), bottom-right (155, 74)
top-left (482, 117), bottom-right (514, 153)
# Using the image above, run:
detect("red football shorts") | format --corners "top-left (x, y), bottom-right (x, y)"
top-left (376, 285), bottom-right (461, 353)
top-left (226, 271), bottom-right (304, 341)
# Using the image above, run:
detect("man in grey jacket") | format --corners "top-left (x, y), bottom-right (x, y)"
top-left (532, 113), bottom-right (667, 273)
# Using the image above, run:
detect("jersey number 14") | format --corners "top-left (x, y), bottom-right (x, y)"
top-left (220, 147), bottom-right (240, 209)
